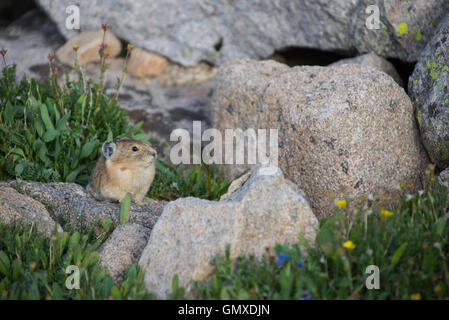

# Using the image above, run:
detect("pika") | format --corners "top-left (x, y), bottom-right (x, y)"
top-left (87, 137), bottom-right (157, 205)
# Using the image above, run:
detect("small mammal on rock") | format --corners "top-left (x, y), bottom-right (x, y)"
top-left (87, 137), bottom-right (157, 205)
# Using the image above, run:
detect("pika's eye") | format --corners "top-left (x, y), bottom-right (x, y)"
top-left (132, 146), bottom-right (139, 152)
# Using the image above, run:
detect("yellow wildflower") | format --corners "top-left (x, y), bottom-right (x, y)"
top-left (434, 284), bottom-right (441, 295)
top-left (380, 209), bottom-right (394, 218)
top-left (72, 45), bottom-right (79, 51)
top-left (343, 240), bottom-right (356, 251)
top-left (410, 293), bottom-right (421, 300)
top-left (336, 199), bottom-right (347, 209)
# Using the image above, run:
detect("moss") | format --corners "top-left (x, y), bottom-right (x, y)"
top-left (426, 60), bottom-right (449, 82)
top-left (438, 143), bottom-right (449, 162)
top-left (414, 29), bottom-right (422, 41)
top-left (416, 108), bottom-right (423, 130)
top-left (396, 22), bottom-right (409, 36)
top-left (422, 139), bottom-right (433, 158)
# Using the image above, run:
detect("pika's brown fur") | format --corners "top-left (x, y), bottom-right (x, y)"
top-left (87, 137), bottom-right (156, 205)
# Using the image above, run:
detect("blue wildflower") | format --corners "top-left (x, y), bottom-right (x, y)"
top-left (297, 261), bottom-right (305, 268)
top-left (299, 291), bottom-right (313, 300)
top-left (276, 252), bottom-right (291, 265)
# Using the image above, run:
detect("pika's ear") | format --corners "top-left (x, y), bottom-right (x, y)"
top-left (102, 141), bottom-right (116, 159)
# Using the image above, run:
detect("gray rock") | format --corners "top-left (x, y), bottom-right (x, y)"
top-left (349, 0), bottom-right (448, 64)
top-left (127, 48), bottom-right (169, 78)
top-left (98, 223), bottom-right (151, 284)
top-left (219, 170), bottom-right (251, 201)
top-left (0, 180), bottom-right (165, 231)
top-left (0, 185), bottom-right (63, 237)
top-left (212, 59), bottom-right (429, 219)
top-left (56, 30), bottom-right (122, 66)
top-left (0, 9), bottom-right (65, 82)
top-left (330, 52), bottom-right (403, 87)
top-left (408, 14), bottom-right (449, 169)
top-left (112, 80), bottom-right (215, 158)
top-left (439, 168), bottom-right (449, 188)
top-left (440, 168), bottom-right (449, 220)
top-left (36, 0), bottom-right (449, 66)
top-left (139, 165), bottom-right (318, 299)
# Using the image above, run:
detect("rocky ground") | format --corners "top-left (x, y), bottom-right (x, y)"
top-left (0, 1), bottom-right (448, 299)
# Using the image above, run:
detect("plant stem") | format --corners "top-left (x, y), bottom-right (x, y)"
top-left (114, 45), bottom-right (132, 101)
top-left (94, 27), bottom-right (108, 117)
top-left (207, 164), bottom-right (212, 200)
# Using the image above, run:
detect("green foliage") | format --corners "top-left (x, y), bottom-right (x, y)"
top-left (0, 65), bottom-right (148, 185)
top-left (120, 193), bottom-right (132, 225)
top-left (148, 160), bottom-right (230, 201)
top-left (184, 181), bottom-right (449, 300)
top-left (110, 264), bottom-right (151, 300)
top-left (0, 222), bottom-right (151, 300)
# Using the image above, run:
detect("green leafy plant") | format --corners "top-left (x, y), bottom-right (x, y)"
top-left (148, 160), bottom-right (230, 201)
top-left (0, 222), bottom-right (151, 300)
top-left (120, 193), bottom-right (132, 225)
top-left (0, 49), bottom-right (147, 185)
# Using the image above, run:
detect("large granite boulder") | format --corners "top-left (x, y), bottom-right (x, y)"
top-left (139, 165), bottom-right (318, 299)
top-left (211, 59), bottom-right (429, 218)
